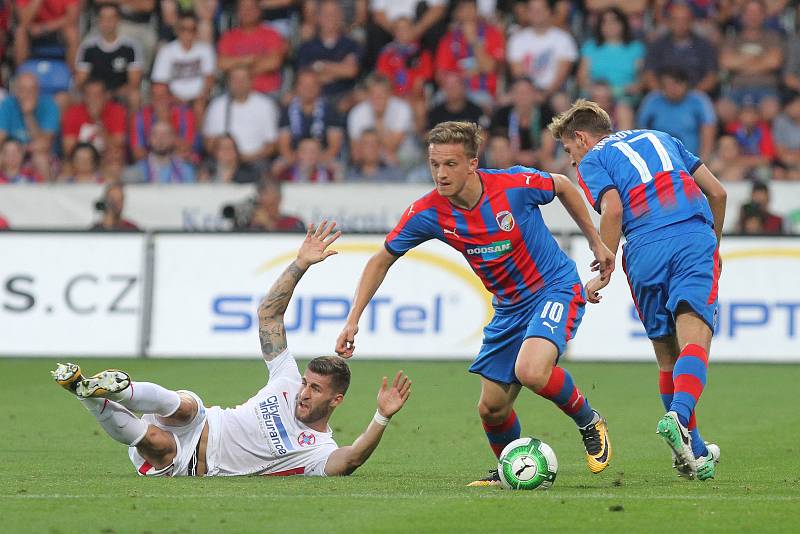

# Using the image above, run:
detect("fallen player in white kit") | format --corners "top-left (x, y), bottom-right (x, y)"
top-left (52, 221), bottom-right (412, 477)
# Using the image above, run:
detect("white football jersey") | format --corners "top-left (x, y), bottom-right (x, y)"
top-left (204, 350), bottom-right (338, 477)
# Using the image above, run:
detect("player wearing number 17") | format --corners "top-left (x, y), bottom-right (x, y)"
top-left (549, 100), bottom-right (727, 480)
top-left (336, 121), bottom-right (616, 485)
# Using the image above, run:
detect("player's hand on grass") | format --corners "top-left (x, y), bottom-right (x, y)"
top-left (377, 371), bottom-right (412, 418)
top-left (296, 220), bottom-right (341, 269)
top-left (335, 323), bottom-right (359, 358)
top-left (585, 274), bottom-right (610, 304)
top-left (590, 241), bottom-right (615, 281)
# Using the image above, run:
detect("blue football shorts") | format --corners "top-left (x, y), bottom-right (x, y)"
top-left (468, 280), bottom-right (586, 385)
top-left (622, 218), bottom-right (720, 339)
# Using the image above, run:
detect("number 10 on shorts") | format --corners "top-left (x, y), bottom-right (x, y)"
top-left (540, 301), bottom-right (564, 323)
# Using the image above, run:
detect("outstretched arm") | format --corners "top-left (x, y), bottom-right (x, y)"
top-left (553, 174), bottom-right (615, 281)
top-left (335, 248), bottom-right (398, 357)
top-left (258, 221), bottom-right (341, 362)
top-left (324, 371), bottom-right (412, 476)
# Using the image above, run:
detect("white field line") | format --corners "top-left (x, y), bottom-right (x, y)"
top-left (2, 493), bottom-right (799, 502)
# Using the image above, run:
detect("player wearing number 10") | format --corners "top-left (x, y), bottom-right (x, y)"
top-left (336, 121), bottom-right (616, 486)
top-left (550, 100), bottom-right (728, 481)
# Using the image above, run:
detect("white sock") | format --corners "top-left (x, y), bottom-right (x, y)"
top-left (80, 397), bottom-right (148, 446)
top-left (111, 382), bottom-right (181, 417)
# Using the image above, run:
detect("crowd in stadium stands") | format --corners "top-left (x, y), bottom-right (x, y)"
top-left (0, 0), bottom-right (798, 233)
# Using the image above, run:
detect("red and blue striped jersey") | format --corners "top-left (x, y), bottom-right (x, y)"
top-left (385, 166), bottom-right (578, 313)
top-left (577, 129), bottom-right (714, 243)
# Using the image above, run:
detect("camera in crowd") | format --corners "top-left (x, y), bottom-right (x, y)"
top-left (220, 179), bottom-right (303, 232)
top-left (221, 196), bottom-right (257, 230)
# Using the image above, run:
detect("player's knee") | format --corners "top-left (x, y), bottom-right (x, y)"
top-left (181, 393), bottom-right (199, 416)
top-left (515, 365), bottom-right (550, 392)
top-left (675, 306), bottom-right (712, 350)
top-left (139, 425), bottom-right (174, 454)
top-left (137, 426), bottom-right (177, 468)
top-left (174, 394), bottom-right (198, 422)
top-left (477, 399), bottom-right (511, 425)
top-left (159, 394), bottom-right (197, 426)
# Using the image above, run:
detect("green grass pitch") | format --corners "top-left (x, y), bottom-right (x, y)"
top-left (2, 358), bottom-right (799, 533)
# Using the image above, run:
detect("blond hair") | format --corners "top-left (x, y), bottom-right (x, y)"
top-left (548, 99), bottom-right (613, 141)
top-left (427, 121), bottom-right (484, 159)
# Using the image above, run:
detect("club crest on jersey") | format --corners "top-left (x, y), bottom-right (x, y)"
top-left (297, 432), bottom-right (316, 447)
top-left (495, 211), bottom-right (515, 232)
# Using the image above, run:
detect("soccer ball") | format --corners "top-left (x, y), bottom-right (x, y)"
top-left (497, 437), bottom-right (558, 490)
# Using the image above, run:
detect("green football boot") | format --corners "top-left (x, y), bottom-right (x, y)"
top-left (657, 411), bottom-right (696, 479)
top-left (695, 443), bottom-right (720, 481)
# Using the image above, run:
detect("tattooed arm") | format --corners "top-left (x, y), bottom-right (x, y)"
top-left (257, 261), bottom-right (303, 361)
top-left (257, 221), bottom-right (342, 362)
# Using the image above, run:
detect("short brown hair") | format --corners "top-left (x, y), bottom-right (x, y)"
top-left (548, 99), bottom-right (613, 141)
top-left (427, 121), bottom-right (484, 159)
top-left (307, 356), bottom-right (351, 395)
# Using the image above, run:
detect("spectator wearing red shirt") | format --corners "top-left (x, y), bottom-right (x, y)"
top-left (14, 0), bottom-right (79, 68)
top-left (726, 101), bottom-right (776, 173)
top-left (0, 137), bottom-right (42, 183)
top-left (0, 214), bottom-right (8, 229)
top-left (246, 178), bottom-right (305, 232)
top-left (90, 183), bottom-right (140, 232)
top-left (743, 180), bottom-right (785, 234)
top-left (435, 0), bottom-right (504, 106)
top-left (130, 83), bottom-right (197, 162)
top-left (368, 0), bottom-right (447, 71)
top-left (0, 3), bottom-right (11, 70)
top-left (377, 17), bottom-right (433, 98)
top-left (62, 78), bottom-right (126, 157)
top-left (217, 0), bottom-right (287, 95)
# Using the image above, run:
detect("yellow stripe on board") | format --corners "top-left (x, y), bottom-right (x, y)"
top-left (723, 248), bottom-right (800, 261)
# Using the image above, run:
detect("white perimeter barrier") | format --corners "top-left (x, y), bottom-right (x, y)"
top-left (0, 233), bottom-right (146, 356)
top-left (1, 232), bottom-right (798, 361)
top-left (1, 182), bottom-right (798, 234)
